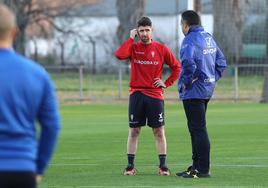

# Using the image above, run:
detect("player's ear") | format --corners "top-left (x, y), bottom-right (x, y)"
top-left (183, 22), bottom-right (189, 30)
top-left (11, 27), bottom-right (17, 40)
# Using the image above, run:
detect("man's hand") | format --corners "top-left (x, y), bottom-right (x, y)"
top-left (36, 175), bottom-right (42, 184)
top-left (154, 78), bottom-right (166, 88)
top-left (130, 29), bottom-right (137, 39)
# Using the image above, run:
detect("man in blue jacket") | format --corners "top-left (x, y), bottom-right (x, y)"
top-left (0, 4), bottom-right (60, 187)
top-left (176, 10), bottom-right (227, 178)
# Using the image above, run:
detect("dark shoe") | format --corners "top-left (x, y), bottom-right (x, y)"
top-left (176, 165), bottom-right (192, 177)
top-left (159, 166), bottom-right (170, 176)
top-left (182, 169), bottom-right (211, 178)
top-left (123, 165), bottom-right (137, 176)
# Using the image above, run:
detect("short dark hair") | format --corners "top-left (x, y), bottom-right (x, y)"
top-left (181, 10), bottom-right (201, 26)
top-left (137, 16), bottom-right (152, 27)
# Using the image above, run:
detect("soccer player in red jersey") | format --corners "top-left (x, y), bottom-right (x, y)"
top-left (115, 17), bottom-right (181, 176)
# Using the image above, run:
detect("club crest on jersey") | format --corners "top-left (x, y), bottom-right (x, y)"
top-left (205, 37), bottom-right (212, 47)
top-left (151, 51), bottom-right (155, 58)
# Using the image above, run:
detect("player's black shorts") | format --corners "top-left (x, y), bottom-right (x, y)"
top-left (129, 91), bottom-right (165, 128)
top-left (0, 171), bottom-right (36, 188)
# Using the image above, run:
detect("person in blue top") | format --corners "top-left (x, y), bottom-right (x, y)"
top-left (176, 10), bottom-right (227, 178)
top-left (0, 4), bottom-right (60, 188)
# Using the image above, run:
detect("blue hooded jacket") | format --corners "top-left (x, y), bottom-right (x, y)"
top-left (178, 26), bottom-right (227, 100)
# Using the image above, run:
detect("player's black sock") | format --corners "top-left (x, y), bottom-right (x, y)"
top-left (127, 154), bottom-right (135, 167)
top-left (159, 154), bottom-right (167, 168)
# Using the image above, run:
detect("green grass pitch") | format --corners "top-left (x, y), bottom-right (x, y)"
top-left (40, 103), bottom-right (268, 188)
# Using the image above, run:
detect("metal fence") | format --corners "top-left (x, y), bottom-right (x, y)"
top-left (44, 64), bottom-right (267, 103)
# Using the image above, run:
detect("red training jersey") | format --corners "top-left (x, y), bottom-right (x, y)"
top-left (115, 38), bottom-right (181, 100)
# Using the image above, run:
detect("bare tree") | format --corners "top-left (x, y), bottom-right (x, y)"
top-left (116, 0), bottom-right (145, 73)
top-left (87, 36), bottom-right (96, 74)
top-left (260, 0), bottom-right (268, 103)
top-left (3, 0), bottom-right (31, 54)
top-left (116, 0), bottom-right (145, 44)
top-left (56, 37), bottom-right (66, 67)
top-left (194, 0), bottom-right (202, 14)
top-left (2, 0), bottom-right (99, 55)
top-left (213, 0), bottom-right (248, 64)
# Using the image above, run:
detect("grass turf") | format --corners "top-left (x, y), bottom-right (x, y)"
top-left (48, 71), bottom-right (264, 101)
top-left (40, 103), bottom-right (268, 187)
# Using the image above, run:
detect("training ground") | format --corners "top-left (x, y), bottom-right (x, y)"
top-left (39, 103), bottom-right (268, 188)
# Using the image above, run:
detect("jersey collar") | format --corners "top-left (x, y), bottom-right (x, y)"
top-left (188, 26), bottom-right (204, 34)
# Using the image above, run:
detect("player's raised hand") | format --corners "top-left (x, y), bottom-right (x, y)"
top-left (153, 78), bottom-right (166, 88)
top-left (130, 29), bottom-right (137, 39)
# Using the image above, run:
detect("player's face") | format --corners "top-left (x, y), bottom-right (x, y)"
top-left (181, 19), bottom-right (189, 36)
top-left (137, 26), bottom-right (152, 44)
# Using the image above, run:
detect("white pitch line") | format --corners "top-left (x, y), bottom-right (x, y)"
top-left (49, 163), bottom-right (268, 168)
top-left (39, 186), bottom-right (268, 188)
top-left (213, 164), bottom-right (268, 168)
top-left (220, 157), bottom-right (268, 160)
top-left (54, 157), bottom-right (268, 160)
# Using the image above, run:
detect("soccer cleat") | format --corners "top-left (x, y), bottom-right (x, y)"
top-left (159, 166), bottom-right (170, 176)
top-left (176, 165), bottom-right (193, 177)
top-left (182, 169), bottom-right (211, 178)
top-left (123, 165), bottom-right (137, 176)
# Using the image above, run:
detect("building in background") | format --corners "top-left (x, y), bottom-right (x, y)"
top-left (26, 0), bottom-right (266, 73)
top-left (26, 0), bottom-right (202, 72)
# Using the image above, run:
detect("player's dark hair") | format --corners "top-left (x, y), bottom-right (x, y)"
top-left (181, 10), bottom-right (201, 26)
top-left (137, 16), bottom-right (152, 27)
